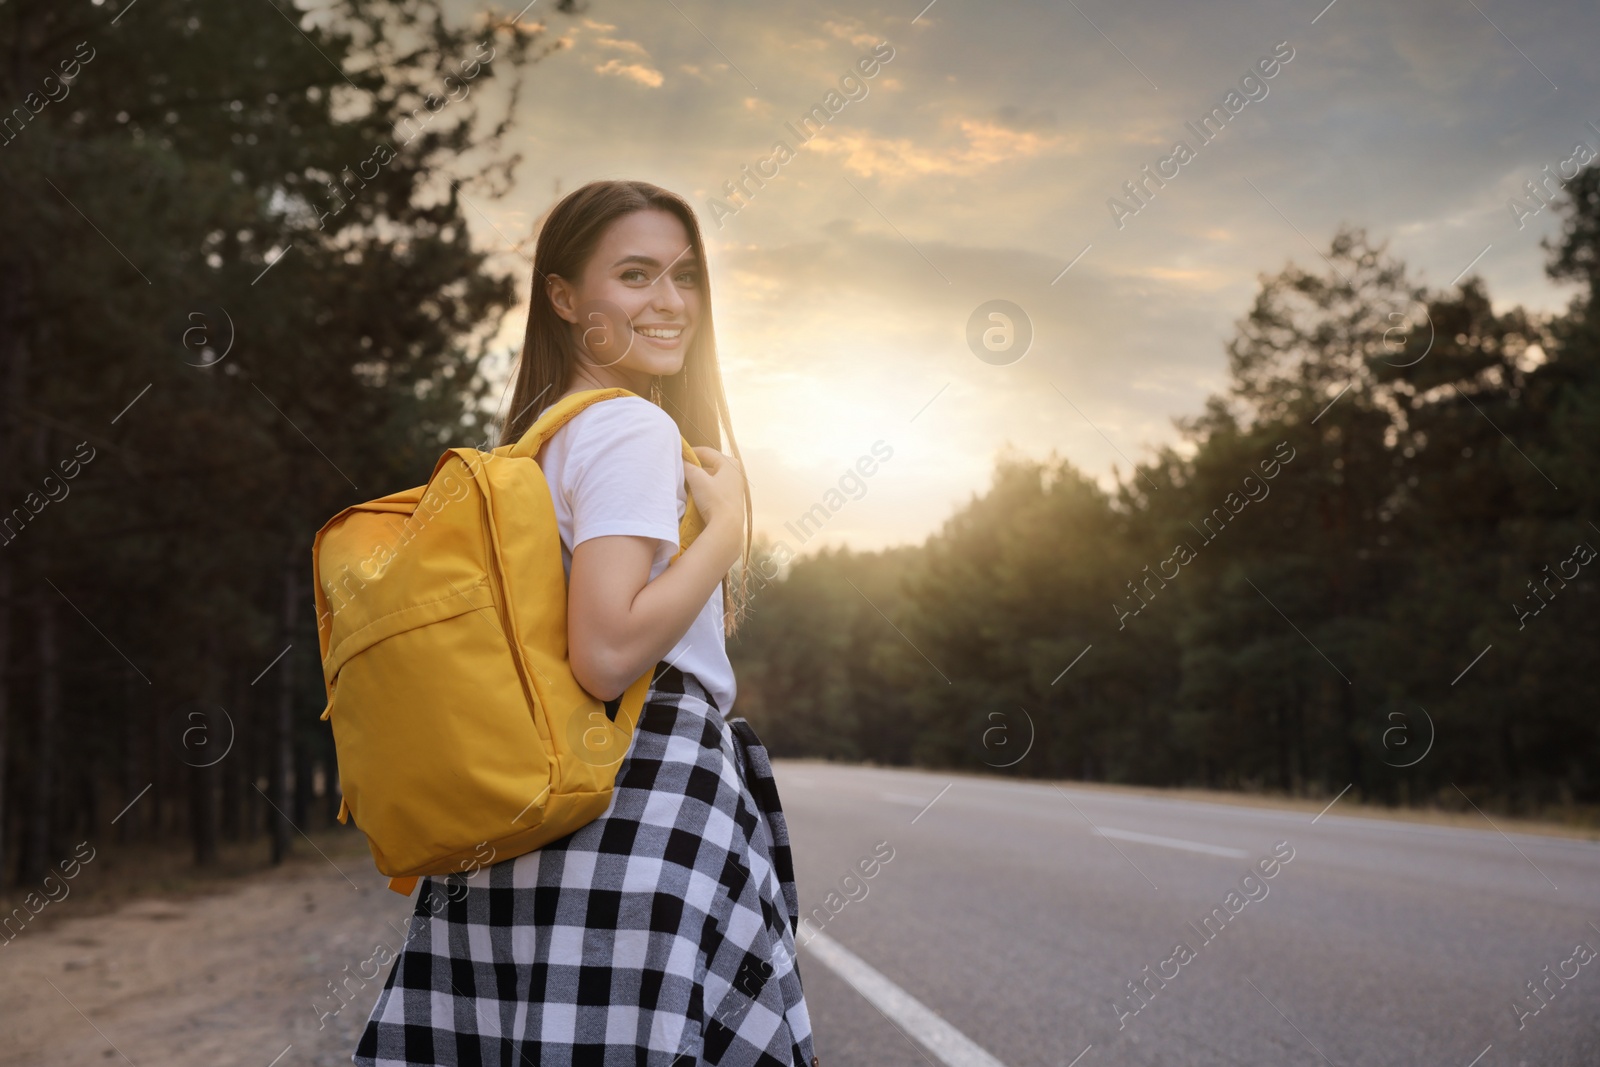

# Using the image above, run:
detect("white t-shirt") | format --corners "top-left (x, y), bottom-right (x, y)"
top-left (534, 394), bottom-right (736, 717)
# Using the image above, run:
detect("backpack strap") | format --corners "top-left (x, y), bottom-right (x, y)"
top-left (506, 387), bottom-right (707, 557)
top-left (669, 449), bottom-right (705, 563)
top-left (505, 387), bottom-right (638, 460)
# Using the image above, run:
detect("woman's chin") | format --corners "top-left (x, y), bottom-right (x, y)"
top-left (636, 351), bottom-right (687, 377)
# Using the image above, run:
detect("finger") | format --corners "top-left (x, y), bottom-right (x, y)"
top-left (684, 462), bottom-right (715, 491)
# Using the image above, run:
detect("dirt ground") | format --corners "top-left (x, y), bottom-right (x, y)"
top-left (0, 830), bottom-right (415, 1067)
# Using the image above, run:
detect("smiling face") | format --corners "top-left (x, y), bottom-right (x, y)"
top-left (546, 207), bottom-right (703, 395)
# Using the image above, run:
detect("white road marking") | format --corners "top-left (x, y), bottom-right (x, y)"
top-left (800, 930), bottom-right (1010, 1067)
top-left (1094, 826), bottom-right (1249, 858)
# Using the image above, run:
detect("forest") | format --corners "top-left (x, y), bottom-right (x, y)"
top-left (1, 0), bottom-right (1595, 899)
top-left (0, 0), bottom-right (570, 891)
top-left (730, 201), bottom-right (1600, 821)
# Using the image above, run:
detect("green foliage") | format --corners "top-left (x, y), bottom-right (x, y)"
top-left (0, 0), bottom-right (578, 881)
top-left (732, 186), bottom-right (1600, 820)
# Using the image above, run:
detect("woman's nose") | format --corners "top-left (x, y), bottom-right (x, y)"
top-left (650, 273), bottom-right (687, 313)
top-left (652, 287), bottom-right (683, 314)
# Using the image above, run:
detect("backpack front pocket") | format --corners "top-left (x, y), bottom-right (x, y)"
top-left (324, 576), bottom-right (554, 876)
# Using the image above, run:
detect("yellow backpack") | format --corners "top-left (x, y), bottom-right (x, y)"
top-left (311, 387), bottom-right (705, 895)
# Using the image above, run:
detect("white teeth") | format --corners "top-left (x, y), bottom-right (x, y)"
top-left (637, 327), bottom-right (682, 339)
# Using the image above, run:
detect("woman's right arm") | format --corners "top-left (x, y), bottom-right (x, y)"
top-left (566, 446), bottom-right (745, 702)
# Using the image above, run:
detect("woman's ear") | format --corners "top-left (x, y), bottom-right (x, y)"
top-left (546, 273), bottom-right (578, 324)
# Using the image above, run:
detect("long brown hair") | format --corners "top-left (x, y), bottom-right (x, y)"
top-left (495, 179), bottom-right (752, 636)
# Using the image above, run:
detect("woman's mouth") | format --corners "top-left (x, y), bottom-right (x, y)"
top-left (636, 325), bottom-right (684, 346)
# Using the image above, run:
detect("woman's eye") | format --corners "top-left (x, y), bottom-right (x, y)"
top-left (676, 271), bottom-right (698, 286)
top-left (620, 268), bottom-right (648, 282)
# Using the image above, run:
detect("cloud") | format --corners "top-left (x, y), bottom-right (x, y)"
top-left (594, 58), bottom-right (664, 88)
top-left (458, 0), bottom-right (1600, 549)
top-left (953, 117), bottom-right (1069, 165)
top-left (582, 29), bottom-right (662, 86)
top-left (821, 19), bottom-right (881, 47)
top-left (809, 114), bottom-right (1070, 180)
top-left (595, 36), bottom-right (649, 56)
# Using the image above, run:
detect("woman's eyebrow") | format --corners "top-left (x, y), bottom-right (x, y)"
top-left (611, 252), bottom-right (700, 270)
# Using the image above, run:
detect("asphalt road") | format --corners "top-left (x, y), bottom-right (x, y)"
top-left (779, 761), bottom-right (1600, 1067)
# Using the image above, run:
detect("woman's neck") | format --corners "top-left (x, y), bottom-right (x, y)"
top-left (566, 363), bottom-right (650, 398)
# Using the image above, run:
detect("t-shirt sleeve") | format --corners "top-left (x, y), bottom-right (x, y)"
top-left (562, 398), bottom-right (683, 553)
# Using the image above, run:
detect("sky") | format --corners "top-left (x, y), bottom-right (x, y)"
top-left (422, 0), bottom-right (1600, 558)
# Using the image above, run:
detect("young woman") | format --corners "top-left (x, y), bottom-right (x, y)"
top-left (353, 180), bottom-right (819, 1066)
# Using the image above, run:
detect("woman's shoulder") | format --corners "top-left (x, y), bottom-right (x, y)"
top-left (564, 393), bottom-right (681, 444)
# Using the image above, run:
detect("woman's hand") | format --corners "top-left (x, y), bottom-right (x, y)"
top-left (683, 446), bottom-right (745, 528)
top-left (683, 446), bottom-right (745, 568)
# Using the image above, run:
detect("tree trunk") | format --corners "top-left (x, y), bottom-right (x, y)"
top-left (245, 720), bottom-right (262, 843)
top-left (119, 663), bottom-right (142, 842)
top-left (83, 750), bottom-right (99, 844)
top-left (221, 669), bottom-right (245, 843)
top-left (1339, 675), bottom-right (1361, 791)
top-left (26, 576), bottom-right (60, 885)
top-left (188, 630), bottom-right (220, 866)
top-left (190, 759), bottom-right (219, 866)
top-left (0, 252), bottom-right (33, 891)
top-left (324, 758), bottom-right (343, 825)
top-left (292, 734), bottom-right (313, 831)
top-left (0, 555), bottom-right (11, 891)
top-left (271, 552), bottom-right (297, 864)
